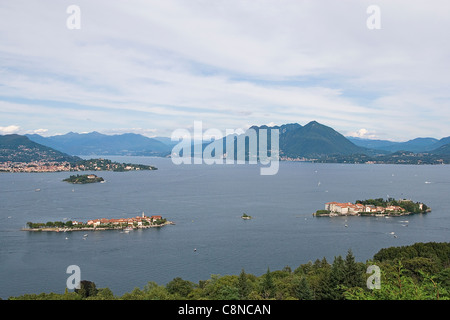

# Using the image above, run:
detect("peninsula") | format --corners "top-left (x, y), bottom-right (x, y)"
top-left (22, 213), bottom-right (173, 232)
top-left (0, 158), bottom-right (157, 173)
top-left (314, 198), bottom-right (430, 217)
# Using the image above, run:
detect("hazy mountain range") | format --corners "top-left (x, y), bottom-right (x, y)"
top-left (25, 131), bottom-right (173, 157)
top-left (1, 121), bottom-right (450, 164)
top-left (347, 136), bottom-right (450, 154)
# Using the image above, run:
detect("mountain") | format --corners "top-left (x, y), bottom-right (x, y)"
top-left (27, 132), bottom-right (172, 156)
top-left (430, 143), bottom-right (450, 155)
top-left (348, 136), bottom-right (450, 153)
top-left (0, 134), bottom-right (81, 163)
top-left (428, 136), bottom-right (450, 152)
top-left (379, 138), bottom-right (439, 153)
top-left (216, 121), bottom-right (373, 159)
top-left (347, 137), bottom-right (400, 150)
top-left (275, 121), bottom-right (371, 158)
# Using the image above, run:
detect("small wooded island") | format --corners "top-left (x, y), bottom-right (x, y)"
top-left (63, 174), bottom-right (104, 184)
top-left (314, 198), bottom-right (430, 217)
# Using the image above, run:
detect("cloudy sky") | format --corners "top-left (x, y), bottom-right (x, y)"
top-left (0, 0), bottom-right (449, 141)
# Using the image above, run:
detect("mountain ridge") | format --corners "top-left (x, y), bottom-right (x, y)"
top-left (0, 134), bottom-right (81, 163)
top-left (10, 121), bottom-right (450, 163)
top-left (26, 131), bottom-right (172, 157)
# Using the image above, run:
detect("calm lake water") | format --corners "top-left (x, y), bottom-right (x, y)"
top-left (1, 157), bottom-right (450, 298)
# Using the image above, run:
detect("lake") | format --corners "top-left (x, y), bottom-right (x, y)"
top-left (1, 157), bottom-right (449, 298)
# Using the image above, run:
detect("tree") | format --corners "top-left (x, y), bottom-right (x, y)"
top-left (166, 277), bottom-right (195, 298)
top-left (328, 255), bottom-right (346, 299)
top-left (295, 277), bottom-right (313, 300)
top-left (343, 249), bottom-right (365, 288)
top-left (260, 268), bottom-right (275, 299)
top-left (75, 280), bottom-right (98, 298)
top-left (238, 269), bottom-right (250, 299)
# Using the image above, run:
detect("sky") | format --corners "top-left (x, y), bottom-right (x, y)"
top-left (1, 0), bottom-right (450, 141)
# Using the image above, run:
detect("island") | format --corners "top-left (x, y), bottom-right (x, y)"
top-left (313, 198), bottom-right (430, 217)
top-left (22, 213), bottom-right (174, 232)
top-left (63, 174), bottom-right (104, 184)
top-left (241, 213), bottom-right (252, 220)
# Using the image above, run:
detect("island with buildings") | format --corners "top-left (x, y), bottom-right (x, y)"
top-left (22, 213), bottom-right (173, 232)
top-left (314, 198), bottom-right (430, 217)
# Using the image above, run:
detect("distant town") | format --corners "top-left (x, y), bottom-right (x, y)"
top-left (314, 198), bottom-right (430, 217)
top-left (0, 158), bottom-right (157, 173)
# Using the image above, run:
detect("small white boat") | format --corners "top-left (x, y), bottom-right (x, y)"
top-left (83, 234), bottom-right (88, 237)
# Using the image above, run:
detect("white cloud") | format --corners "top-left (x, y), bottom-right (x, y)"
top-left (24, 128), bottom-right (49, 136)
top-left (0, 0), bottom-right (449, 140)
top-left (0, 125), bottom-right (20, 135)
top-left (347, 128), bottom-right (379, 140)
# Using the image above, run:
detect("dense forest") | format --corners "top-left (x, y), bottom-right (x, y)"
top-left (6, 242), bottom-right (450, 300)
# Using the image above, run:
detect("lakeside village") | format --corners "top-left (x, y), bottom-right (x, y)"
top-left (23, 212), bottom-right (174, 232)
top-left (0, 158), bottom-right (156, 173)
top-left (314, 198), bottom-right (430, 217)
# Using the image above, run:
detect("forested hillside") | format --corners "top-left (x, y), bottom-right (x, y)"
top-left (8, 242), bottom-right (450, 300)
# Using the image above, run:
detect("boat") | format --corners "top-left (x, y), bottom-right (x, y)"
top-left (83, 234), bottom-right (88, 237)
